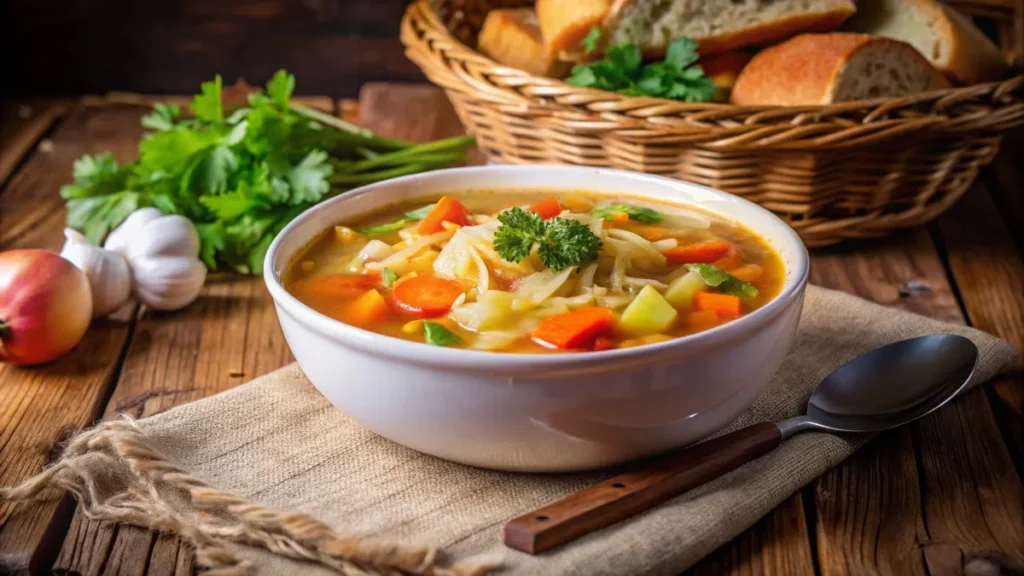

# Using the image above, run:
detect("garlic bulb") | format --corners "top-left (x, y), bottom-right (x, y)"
top-left (60, 229), bottom-right (132, 317)
top-left (105, 209), bottom-right (207, 311)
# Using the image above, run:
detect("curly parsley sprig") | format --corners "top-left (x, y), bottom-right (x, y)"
top-left (493, 208), bottom-right (603, 271)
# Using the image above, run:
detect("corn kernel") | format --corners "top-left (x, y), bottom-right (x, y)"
top-left (391, 241), bottom-right (407, 250)
top-left (402, 320), bottom-right (424, 334)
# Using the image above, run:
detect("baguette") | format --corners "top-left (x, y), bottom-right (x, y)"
top-left (478, 8), bottom-right (570, 77)
top-left (536, 0), bottom-right (856, 59)
top-left (730, 33), bottom-right (950, 106)
top-left (844, 0), bottom-right (1009, 84)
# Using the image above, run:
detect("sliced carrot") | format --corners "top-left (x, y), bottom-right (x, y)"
top-left (592, 337), bottom-right (615, 351)
top-left (695, 292), bottom-right (742, 319)
top-left (528, 196), bottom-right (562, 220)
top-left (531, 307), bottom-right (615, 350)
top-left (345, 289), bottom-right (390, 327)
top-left (686, 310), bottom-right (720, 330)
top-left (712, 251), bottom-right (743, 272)
top-left (392, 275), bottom-right (465, 317)
top-left (417, 196), bottom-right (472, 235)
top-left (632, 225), bottom-right (676, 241)
top-left (729, 264), bottom-right (763, 283)
top-left (290, 272), bottom-right (381, 300)
top-left (664, 240), bottom-right (734, 264)
top-left (609, 211), bottom-right (630, 224)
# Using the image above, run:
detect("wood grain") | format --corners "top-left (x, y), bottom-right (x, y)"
top-left (809, 224), bottom-right (1024, 573)
top-left (936, 182), bottom-right (1024, 478)
top-left (0, 106), bottom-right (139, 573)
top-left (0, 100), bottom-right (66, 190)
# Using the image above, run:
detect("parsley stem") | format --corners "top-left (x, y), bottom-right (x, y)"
top-left (333, 150), bottom-right (465, 172)
top-left (288, 102), bottom-right (410, 150)
top-left (336, 136), bottom-right (475, 175)
top-left (330, 163), bottom-right (431, 185)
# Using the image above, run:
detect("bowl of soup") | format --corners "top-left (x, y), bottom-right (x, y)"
top-left (264, 166), bottom-right (809, 472)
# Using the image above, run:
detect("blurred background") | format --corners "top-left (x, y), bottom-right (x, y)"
top-left (2, 0), bottom-right (424, 98)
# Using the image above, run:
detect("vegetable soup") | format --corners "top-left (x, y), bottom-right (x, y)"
top-left (283, 190), bottom-right (784, 353)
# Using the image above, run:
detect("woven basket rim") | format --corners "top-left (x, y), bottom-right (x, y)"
top-left (402, 0), bottom-right (1024, 132)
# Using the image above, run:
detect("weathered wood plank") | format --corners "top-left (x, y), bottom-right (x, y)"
top-left (0, 106), bottom-right (141, 573)
top-left (0, 100), bottom-right (66, 190)
top-left (935, 182), bottom-right (1024, 477)
top-left (809, 221), bottom-right (1024, 573)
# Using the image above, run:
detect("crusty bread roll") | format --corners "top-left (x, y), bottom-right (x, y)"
top-left (536, 0), bottom-right (856, 59)
top-left (478, 8), bottom-right (570, 77)
top-left (844, 0), bottom-right (1009, 85)
top-left (730, 33), bottom-right (950, 106)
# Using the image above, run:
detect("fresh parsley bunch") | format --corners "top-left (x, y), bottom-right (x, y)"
top-left (61, 71), bottom-right (474, 274)
top-left (565, 30), bottom-right (716, 102)
top-left (493, 208), bottom-right (603, 271)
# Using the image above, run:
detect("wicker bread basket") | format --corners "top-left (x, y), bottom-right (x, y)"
top-left (401, 0), bottom-right (1024, 246)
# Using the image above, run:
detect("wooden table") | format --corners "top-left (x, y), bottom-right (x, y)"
top-left (1, 84), bottom-right (1022, 575)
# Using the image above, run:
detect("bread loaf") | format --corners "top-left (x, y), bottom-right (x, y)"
top-left (478, 8), bottom-right (570, 77)
top-left (536, 0), bottom-right (856, 59)
top-left (730, 33), bottom-right (950, 106)
top-left (844, 0), bottom-right (1009, 85)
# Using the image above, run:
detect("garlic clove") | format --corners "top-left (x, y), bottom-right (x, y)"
top-left (60, 228), bottom-right (132, 318)
top-left (104, 207), bottom-right (163, 254)
top-left (124, 215), bottom-right (201, 260)
top-left (130, 255), bottom-right (207, 311)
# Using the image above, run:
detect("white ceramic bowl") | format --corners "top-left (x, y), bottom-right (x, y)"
top-left (264, 166), bottom-right (809, 472)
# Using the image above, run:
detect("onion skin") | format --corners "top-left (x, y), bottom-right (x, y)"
top-left (0, 250), bottom-right (93, 366)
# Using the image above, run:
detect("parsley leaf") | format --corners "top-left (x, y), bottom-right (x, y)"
top-left (564, 36), bottom-right (716, 103)
top-left (493, 207), bottom-right (602, 271)
top-left (591, 204), bottom-right (663, 223)
top-left (423, 320), bottom-right (461, 347)
top-left (191, 75), bottom-right (224, 123)
top-left (265, 69), bottom-right (295, 108)
top-left (59, 71), bottom-right (473, 274)
top-left (686, 264), bottom-right (759, 298)
top-left (141, 103), bottom-right (182, 131)
top-left (581, 26), bottom-right (602, 54)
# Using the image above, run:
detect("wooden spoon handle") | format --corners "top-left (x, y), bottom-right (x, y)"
top-left (502, 422), bottom-right (783, 554)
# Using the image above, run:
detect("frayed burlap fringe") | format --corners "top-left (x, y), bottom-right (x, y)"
top-left (0, 417), bottom-right (499, 576)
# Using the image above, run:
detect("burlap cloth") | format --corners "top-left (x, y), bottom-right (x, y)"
top-left (2, 285), bottom-right (1019, 575)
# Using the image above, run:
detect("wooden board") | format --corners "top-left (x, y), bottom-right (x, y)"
top-left (0, 105), bottom-right (141, 573)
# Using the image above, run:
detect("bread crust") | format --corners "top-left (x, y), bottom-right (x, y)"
top-left (605, 0), bottom-right (856, 57)
top-left (729, 33), bottom-right (948, 106)
top-left (845, 0), bottom-right (1009, 84)
top-left (479, 8), bottom-right (570, 77)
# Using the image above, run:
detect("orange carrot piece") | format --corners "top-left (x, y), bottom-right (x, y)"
top-left (592, 337), bottom-right (615, 351)
top-left (632, 225), bottom-right (676, 241)
top-left (664, 240), bottom-right (733, 264)
top-left (686, 310), bottom-right (720, 330)
top-left (528, 196), bottom-right (562, 220)
top-left (531, 307), bottom-right (615, 350)
top-left (392, 275), bottom-right (465, 317)
top-left (712, 251), bottom-right (743, 272)
top-left (695, 292), bottom-right (742, 319)
top-left (729, 264), bottom-right (763, 283)
top-left (290, 272), bottom-right (381, 300)
top-left (345, 289), bottom-right (390, 327)
top-left (417, 196), bottom-right (472, 234)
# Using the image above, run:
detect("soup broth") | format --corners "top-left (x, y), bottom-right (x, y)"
top-left (284, 190), bottom-right (785, 353)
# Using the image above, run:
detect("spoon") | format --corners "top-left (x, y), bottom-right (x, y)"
top-left (502, 334), bottom-right (978, 554)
